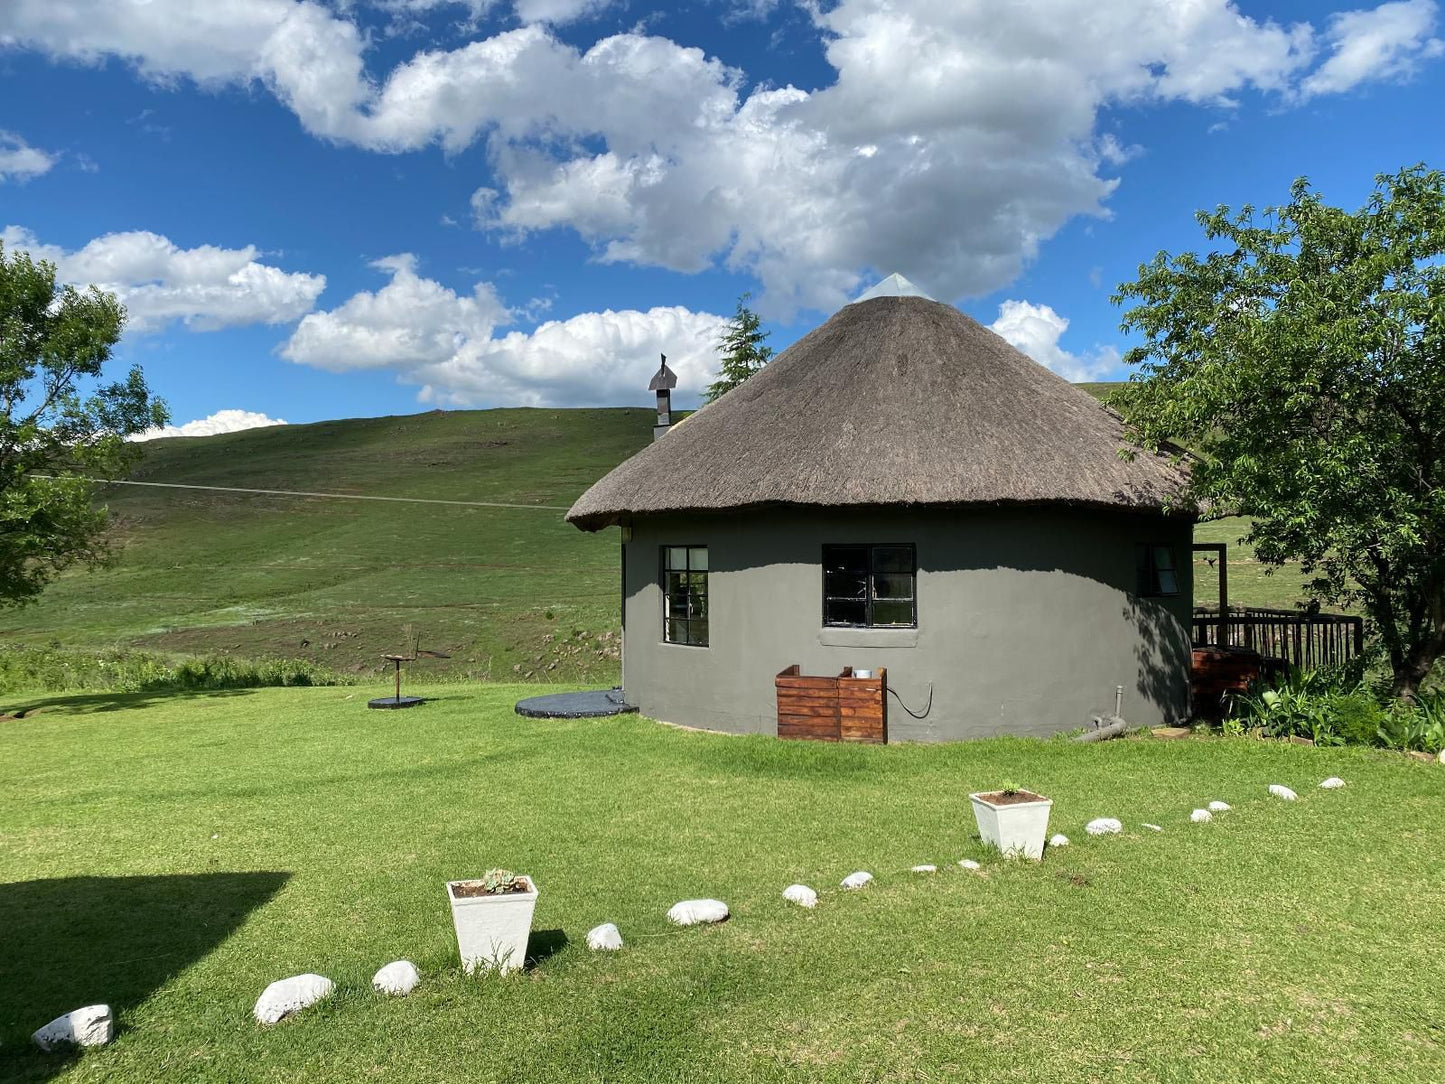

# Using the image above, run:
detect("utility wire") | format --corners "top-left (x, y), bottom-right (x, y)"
top-left (30, 475), bottom-right (569, 511)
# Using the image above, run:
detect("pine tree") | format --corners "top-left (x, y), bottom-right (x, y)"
top-left (704, 293), bottom-right (773, 402)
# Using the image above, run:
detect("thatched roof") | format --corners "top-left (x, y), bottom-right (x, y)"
top-left (568, 294), bottom-right (1190, 531)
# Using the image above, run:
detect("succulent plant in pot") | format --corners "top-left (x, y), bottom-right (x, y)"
top-left (969, 784), bottom-right (1053, 860)
top-left (446, 868), bottom-right (538, 974)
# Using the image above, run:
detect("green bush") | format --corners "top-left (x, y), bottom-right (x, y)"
top-left (1226, 666), bottom-right (1443, 753)
top-left (0, 643), bottom-right (350, 696)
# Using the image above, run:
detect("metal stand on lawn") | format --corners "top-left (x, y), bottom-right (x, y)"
top-left (369, 626), bottom-right (450, 709)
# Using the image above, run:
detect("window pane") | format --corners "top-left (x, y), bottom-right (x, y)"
top-left (690, 619), bottom-right (709, 646)
top-left (1156, 569), bottom-right (1178, 596)
top-left (873, 546), bottom-right (914, 574)
top-left (824, 546), bottom-right (868, 574)
top-left (871, 600), bottom-right (914, 626)
top-left (1153, 545), bottom-right (1175, 572)
top-left (872, 572), bottom-right (914, 600)
top-left (689, 547), bottom-right (708, 571)
top-left (667, 546), bottom-right (688, 571)
top-left (825, 598), bottom-right (867, 626)
top-left (825, 569), bottom-right (867, 599)
top-left (688, 571), bottom-right (708, 592)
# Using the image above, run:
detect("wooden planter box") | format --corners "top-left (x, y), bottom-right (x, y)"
top-left (776, 665), bottom-right (887, 743)
top-left (1190, 645), bottom-right (1263, 720)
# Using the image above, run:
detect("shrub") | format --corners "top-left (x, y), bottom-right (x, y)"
top-left (1225, 665), bottom-right (1444, 753)
top-left (0, 643), bottom-right (350, 696)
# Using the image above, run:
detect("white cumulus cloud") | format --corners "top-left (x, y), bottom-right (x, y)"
top-left (0, 226), bottom-right (326, 333)
top-left (132, 409), bottom-right (289, 441)
top-left (1301, 0), bottom-right (1444, 97)
top-left (281, 254), bottom-right (727, 406)
top-left (989, 300), bottom-right (1121, 383)
top-left (3, 1), bottom-right (1442, 312)
top-left (0, 130), bottom-right (56, 182)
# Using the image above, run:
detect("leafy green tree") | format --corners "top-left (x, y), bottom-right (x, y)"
top-left (0, 240), bottom-right (167, 609)
top-left (1112, 166), bottom-right (1445, 700)
top-left (705, 293), bottom-right (773, 402)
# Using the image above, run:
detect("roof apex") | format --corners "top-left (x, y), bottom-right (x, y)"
top-left (852, 272), bottom-right (933, 303)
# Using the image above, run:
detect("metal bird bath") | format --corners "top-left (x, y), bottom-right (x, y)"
top-left (369, 627), bottom-right (450, 709)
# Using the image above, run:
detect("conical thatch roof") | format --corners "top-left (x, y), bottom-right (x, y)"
top-left (568, 295), bottom-right (1190, 531)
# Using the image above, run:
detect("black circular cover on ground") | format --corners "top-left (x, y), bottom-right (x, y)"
top-left (369, 696), bottom-right (426, 709)
top-left (514, 688), bottom-right (637, 718)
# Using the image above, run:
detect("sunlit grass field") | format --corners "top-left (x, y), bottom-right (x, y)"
top-left (3, 686), bottom-right (1441, 1082)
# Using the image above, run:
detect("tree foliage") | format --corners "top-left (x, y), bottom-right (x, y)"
top-left (0, 241), bottom-right (167, 609)
top-left (1112, 165), bottom-right (1445, 699)
top-left (705, 293), bottom-right (773, 402)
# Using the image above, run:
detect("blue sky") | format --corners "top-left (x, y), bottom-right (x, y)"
top-left (1, 0), bottom-right (1441, 436)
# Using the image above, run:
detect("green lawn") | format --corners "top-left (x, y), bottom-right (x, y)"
top-left (3, 687), bottom-right (1442, 1082)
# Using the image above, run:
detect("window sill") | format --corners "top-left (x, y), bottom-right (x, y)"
top-left (818, 627), bottom-right (919, 648)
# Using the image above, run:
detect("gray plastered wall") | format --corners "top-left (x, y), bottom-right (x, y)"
top-left (620, 506), bottom-right (1193, 741)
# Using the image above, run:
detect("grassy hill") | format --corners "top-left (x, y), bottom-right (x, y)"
top-left (0, 408), bottom-right (655, 688)
top-left (0, 392), bottom-right (1314, 695)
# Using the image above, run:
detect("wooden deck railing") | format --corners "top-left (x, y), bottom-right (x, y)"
top-left (1191, 606), bottom-right (1364, 670)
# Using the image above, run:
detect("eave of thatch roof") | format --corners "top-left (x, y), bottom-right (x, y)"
top-left (568, 295), bottom-right (1192, 531)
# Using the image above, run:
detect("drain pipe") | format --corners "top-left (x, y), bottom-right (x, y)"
top-left (1075, 684), bottom-right (1130, 743)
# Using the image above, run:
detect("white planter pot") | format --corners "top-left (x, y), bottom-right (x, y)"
top-left (447, 876), bottom-right (538, 974)
top-left (970, 791), bottom-right (1053, 860)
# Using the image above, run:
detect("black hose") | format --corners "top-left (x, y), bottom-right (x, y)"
top-left (887, 683), bottom-right (933, 719)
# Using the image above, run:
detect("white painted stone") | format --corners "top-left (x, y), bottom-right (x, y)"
top-left (372, 960), bottom-right (420, 995)
top-left (253, 974), bottom-right (335, 1025)
top-left (782, 884), bottom-right (818, 908)
top-left (1085, 818), bottom-right (1122, 836)
top-left (840, 871), bottom-right (873, 889)
top-left (32, 1005), bottom-right (113, 1051)
top-left (1048, 834), bottom-right (1070, 848)
top-left (1207, 801), bottom-right (1231, 812)
top-left (666, 899), bottom-right (729, 926)
top-left (957, 859), bottom-right (982, 871)
top-left (1319, 777), bottom-right (1346, 789)
top-left (1142, 823), bottom-right (1163, 832)
top-left (910, 864), bottom-right (938, 873)
top-left (1268, 784), bottom-right (1298, 801)
top-left (586, 923), bottom-right (624, 950)
top-left (1438, 749), bottom-right (1445, 765)
top-left (1190, 808), bottom-right (1213, 823)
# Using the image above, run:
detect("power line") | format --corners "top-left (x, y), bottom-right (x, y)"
top-left (31, 475), bottom-right (570, 511)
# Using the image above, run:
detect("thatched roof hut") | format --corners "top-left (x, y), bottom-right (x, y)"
top-left (567, 283), bottom-right (1195, 743)
top-left (568, 294), bottom-right (1188, 531)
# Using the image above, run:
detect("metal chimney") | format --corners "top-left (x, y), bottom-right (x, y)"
top-left (648, 353), bottom-right (678, 441)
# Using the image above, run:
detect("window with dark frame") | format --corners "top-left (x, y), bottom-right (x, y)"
top-left (823, 544), bottom-right (916, 628)
top-left (1136, 543), bottom-right (1179, 597)
top-left (662, 546), bottom-right (709, 646)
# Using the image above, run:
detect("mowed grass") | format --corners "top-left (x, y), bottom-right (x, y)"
top-left (2, 688), bottom-right (1442, 1082)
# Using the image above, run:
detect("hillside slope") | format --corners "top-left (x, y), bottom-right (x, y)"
top-left (0, 408), bottom-right (654, 685)
top-left (0, 390), bottom-right (1302, 692)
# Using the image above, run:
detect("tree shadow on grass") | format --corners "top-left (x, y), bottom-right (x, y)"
top-left (0, 687), bottom-right (258, 718)
top-left (0, 871), bottom-right (289, 1081)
